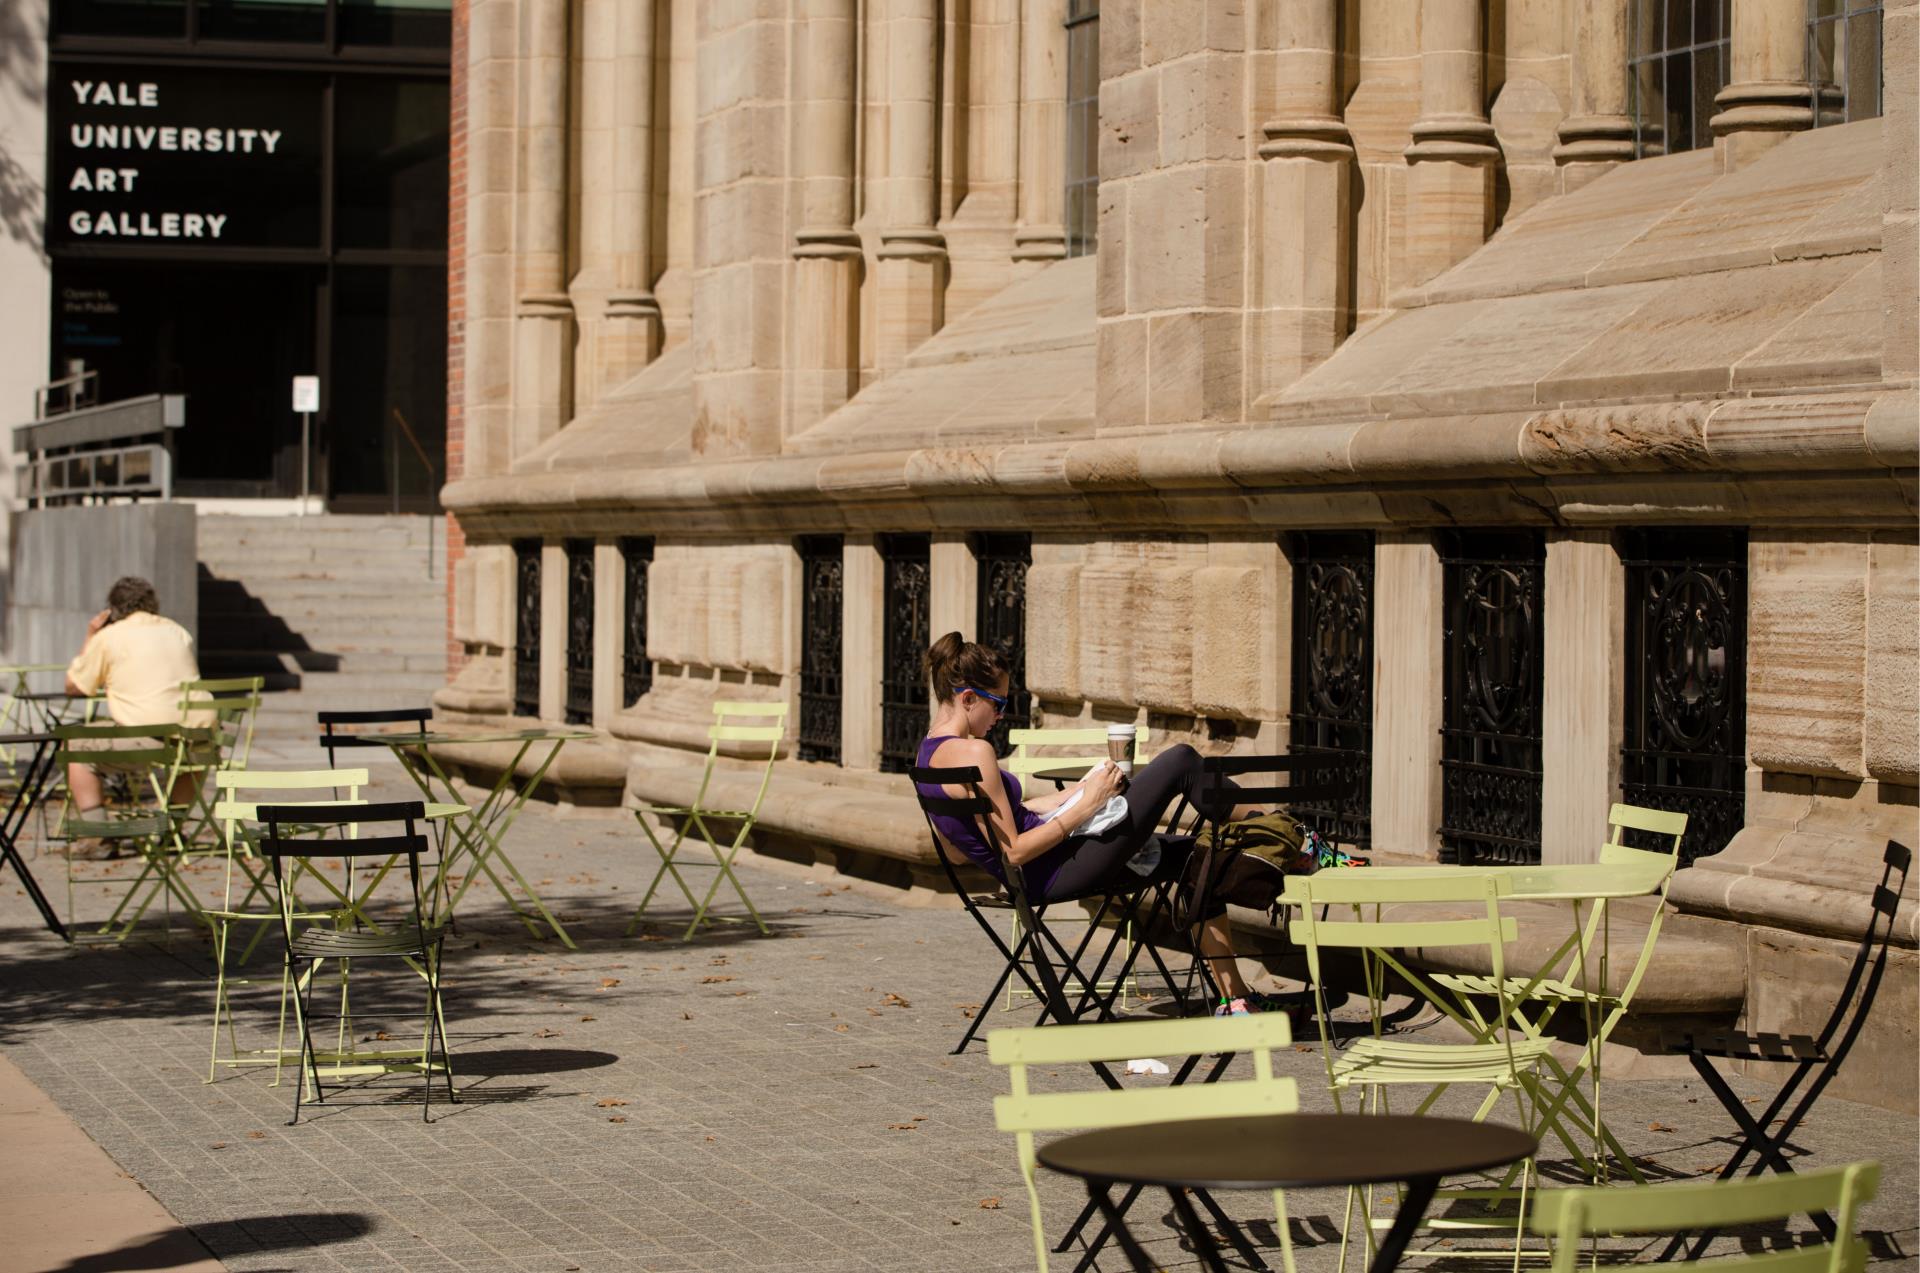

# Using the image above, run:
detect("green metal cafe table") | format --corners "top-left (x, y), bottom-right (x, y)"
top-left (377, 728), bottom-right (597, 949)
top-left (1282, 854), bottom-right (1676, 1184)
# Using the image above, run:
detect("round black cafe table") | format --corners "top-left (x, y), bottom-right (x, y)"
top-left (1036, 1112), bottom-right (1537, 1273)
top-left (1033, 764), bottom-right (1092, 789)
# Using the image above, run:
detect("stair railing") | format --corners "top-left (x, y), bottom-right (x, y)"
top-left (390, 407), bottom-right (440, 579)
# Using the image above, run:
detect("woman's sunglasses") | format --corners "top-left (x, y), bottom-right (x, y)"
top-left (956, 685), bottom-right (1009, 713)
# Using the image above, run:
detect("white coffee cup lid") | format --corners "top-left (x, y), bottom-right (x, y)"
top-left (1107, 723), bottom-right (1135, 736)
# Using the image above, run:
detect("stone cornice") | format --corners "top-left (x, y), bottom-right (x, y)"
top-left (443, 388), bottom-right (1918, 535)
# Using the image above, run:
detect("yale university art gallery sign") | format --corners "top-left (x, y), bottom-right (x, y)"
top-left (50, 66), bottom-right (321, 247)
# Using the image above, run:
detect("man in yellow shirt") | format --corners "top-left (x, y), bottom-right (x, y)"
top-left (64, 576), bottom-right (207, 826)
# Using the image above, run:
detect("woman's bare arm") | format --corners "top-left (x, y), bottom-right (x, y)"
top-left (935, 737), bottom-right (1120, 867)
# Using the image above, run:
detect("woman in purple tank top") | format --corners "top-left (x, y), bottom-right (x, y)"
top-left (913, 632), bottom-right (1262, 1006)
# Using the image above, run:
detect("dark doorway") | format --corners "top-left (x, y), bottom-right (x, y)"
top-left (52, 260), bottom-right (321, 498)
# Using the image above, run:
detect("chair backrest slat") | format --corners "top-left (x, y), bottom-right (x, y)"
top-left (987, 1011), bottom-right (1292, 1066)
top-left (1528, 1162), bottom-right (1879, 1273)
top-left (217, 767), bottom-right (371, 792)
top-left (260, 800), bottom-right (424, 826)
top-left (259, 831), bottom-right (427, 860)
top-left (1004, 727), bottom-right (1147, 777)
top-left (996, 1077), bottom-right (1299, 1134)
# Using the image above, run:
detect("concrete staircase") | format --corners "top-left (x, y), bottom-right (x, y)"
top-left (194, 513), bottom-right (447, 753)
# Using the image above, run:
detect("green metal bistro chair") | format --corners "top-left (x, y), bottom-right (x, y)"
top-left (992, 1012), bottom-right (1301, 1273)
top-left (627, 700), bottom-right (787, 941)
top-left (169, 676), bottom-right (265, 848)
top-left (1004, 726), bottom-right (1149, 779)
top-left (0, 664), bottom-right (66, 773)
top-left (259, 800), bottom-right (456, 1124)
top-left (1290, 870), bottom-right (1553, 1270)
top-left (1431, 803), bottom-right (1688, 1183)
top-left (1529, 1161), bottom-right (1879, 1273)
top-left (206, 767), bottom-right (369, 1083)
top-left (53, 721), bottom-right (201, 941)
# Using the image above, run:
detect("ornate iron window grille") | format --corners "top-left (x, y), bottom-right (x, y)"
top-left (1440, 530), bottom-right (1547, 866)
top-left (563, 539), bottom-right (594, 725)
top-left (974, 533), bottom-right (1033, 757)
top-left (1287, 531), bottom-right (1375, 849)
top-left (1628, 0), bottom-right (1732, 157)
top-left (879, 534), bottom-right (932, 775)
top-left (797, 536), bottom-right (844, 764)
top-left (1622, 528), bottom-right (1748, 865)
top-left (621, 537), bottom-right (654, 707)
top-left (512, 538), bottom-right (541, 719)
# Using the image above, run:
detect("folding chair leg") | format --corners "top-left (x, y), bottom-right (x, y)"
top-left (1167, 1187), bottom-right (1234, 1273)
top-left (289, 960), bottom-right (323, 1125)
top-left (625, 815), bottom-right (701, 935)
top-left (207, 918), bottom-right (231, 1083)
top-left (1192, 1186), bottom-right (1271, 1272)
top-left (1090, 1183), bottom-right (1159, 1273)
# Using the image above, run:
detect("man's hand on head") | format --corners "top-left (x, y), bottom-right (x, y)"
top-left (86, 609), bottom-right (111, 637)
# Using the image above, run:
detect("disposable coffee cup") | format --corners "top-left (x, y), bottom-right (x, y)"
top-left (1106, 724), bottom-right (1136, 777)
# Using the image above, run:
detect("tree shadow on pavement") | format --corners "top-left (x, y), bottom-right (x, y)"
top-left (39, 1212), bottom-right (371, 1273)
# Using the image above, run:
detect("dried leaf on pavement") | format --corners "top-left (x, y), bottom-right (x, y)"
top-left (882, 993), bottom-right (911, 1009)
top-left (979, 1198), bottom-right (1002, 1210)
top-left (1648, 1122), bottom-right (1676, 1133)
top-left (700, 975), bottom-right (735, 984)
top-left (533, 1027), bottom-right (564, 1039)
top-left (595, 1098), bottom-right (629, 1108)
top-left (599, 978), bottom-right (621, 990)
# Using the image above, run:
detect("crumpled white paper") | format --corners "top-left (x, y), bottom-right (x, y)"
top-left (1124, 1058), bottom-right (1171, 1076)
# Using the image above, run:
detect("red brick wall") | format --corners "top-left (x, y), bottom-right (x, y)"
top-left (444, 0), bottom-right (469, 681)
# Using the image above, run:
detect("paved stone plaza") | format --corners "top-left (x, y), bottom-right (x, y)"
top-left (2, 799), bottom-right (1915, 1272)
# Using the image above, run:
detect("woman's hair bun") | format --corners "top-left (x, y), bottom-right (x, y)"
top-left (924, 630), bottom-right (1007, 702)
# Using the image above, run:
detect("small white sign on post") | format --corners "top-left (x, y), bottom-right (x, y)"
top-left (292, 375), bottom-right (320, 514)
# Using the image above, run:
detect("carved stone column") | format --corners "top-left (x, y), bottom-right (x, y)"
top-left (512, 0), bottom-right (575, 458)
top-left (1255, 0), bottom-right (1353, 396)
top-left (1540, 532), bottom-right (1625, 865)
top-left (1554, 0), bottom-right (1635, 191)
top-left (603, 0), bottom-right (662, 391)
top-left (1402, 0), bottom-right (1499, 290)
top-left (1012, 0), bottom-right (1068, 265)
top-left (789, 0), bottom-right (863, 434)
top-left (1712, 0), bottom-right (1814, 170)
top-left (1370, 532), bottom-right (1445, 860)
top-left (875, 0), bottom-right (948, 368)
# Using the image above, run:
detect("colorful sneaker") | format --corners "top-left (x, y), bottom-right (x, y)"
top-left (1213, 997), bottom-right (1250, 1017)
top-left (1244, 991), bottom-right (1303, 1020)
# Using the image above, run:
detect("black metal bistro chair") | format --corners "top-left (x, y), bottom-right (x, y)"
top-left (1166, 752), bottom-right (1359, 1004)
top-left (910, 762), bottom-right (1197, 1057)
top-left (259, 800), bottom-right (456, 1125)
top-left (318, 707), bottom-right (433, 769)
top-left (1662, 837), bottom-right (1910, 1256)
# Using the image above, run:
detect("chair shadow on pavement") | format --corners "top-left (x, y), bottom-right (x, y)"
top-left (40, 1211), bottom-right (371, 1273)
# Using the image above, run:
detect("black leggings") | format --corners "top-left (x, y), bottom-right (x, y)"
top-left (1036, 744), bottom-right (1235, 914)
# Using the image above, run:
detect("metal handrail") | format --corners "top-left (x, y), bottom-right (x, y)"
top-left (390, 407), bottom-right (441, 578)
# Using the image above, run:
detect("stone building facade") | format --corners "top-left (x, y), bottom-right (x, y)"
top-left (439, 0), bottom-right (1918, 1104)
